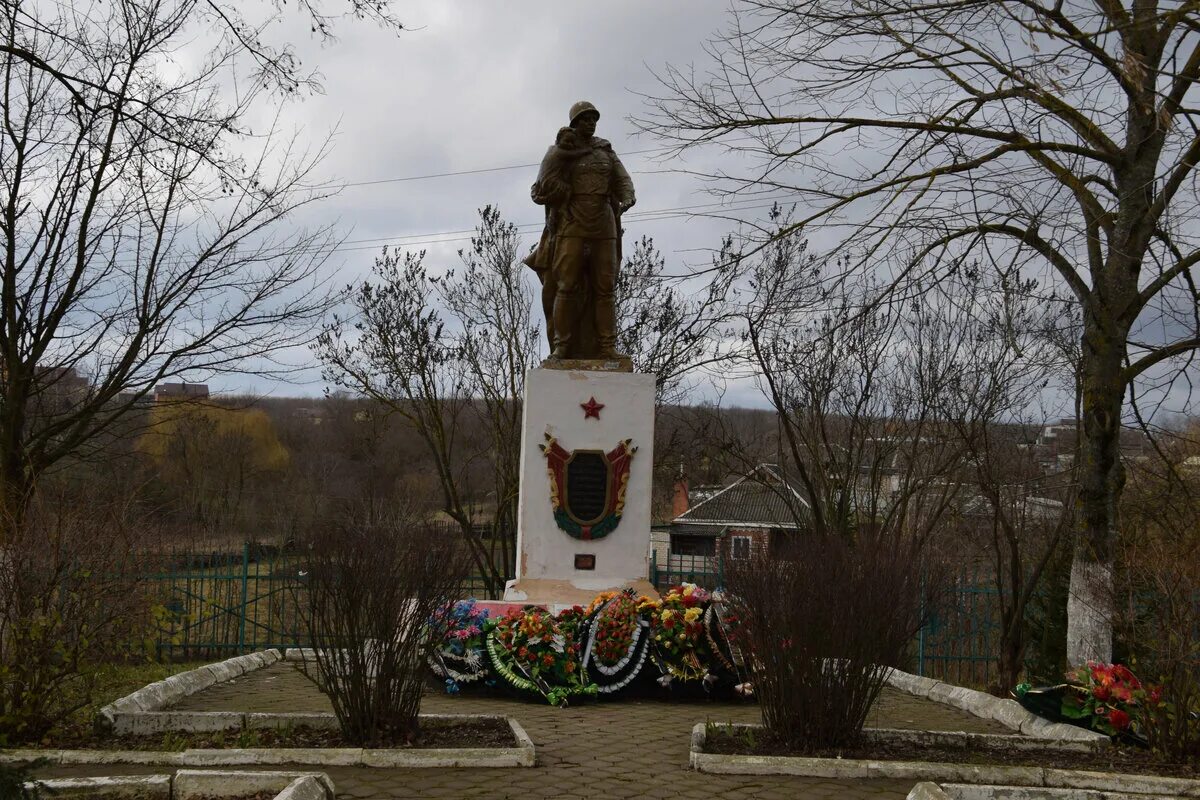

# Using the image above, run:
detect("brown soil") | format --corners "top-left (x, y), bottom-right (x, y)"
top-left (28, 719), bottom-right (514, 751)
top-left (703, 728), bottom-right (1200, 779)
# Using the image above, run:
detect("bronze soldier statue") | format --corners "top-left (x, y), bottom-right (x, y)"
top-left (526, 101), bottom-right (636, 360)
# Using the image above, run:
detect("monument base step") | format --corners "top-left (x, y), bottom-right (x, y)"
top-left (502, 577), bottom-right (659, 612)
top-left (539, 356), bottom-right (633, 372)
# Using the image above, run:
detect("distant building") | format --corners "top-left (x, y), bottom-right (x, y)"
top-left (31, 365), bottom-right (91, 414)
top-left (153, 382), bottom-right (209, 403)
top-left (669, 463), bottom-right (808, 560)
top-left (1033, 417), bottom-right (1148, 471)
top-left (115, 390), bottom-right (155, 409)
top-left (292, 406), bottom-right (327, 425)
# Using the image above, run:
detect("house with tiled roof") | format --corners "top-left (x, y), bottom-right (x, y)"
top-left (668, 463), bottom-right (810, 563)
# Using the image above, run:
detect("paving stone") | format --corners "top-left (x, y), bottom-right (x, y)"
top-left (38, 660), bottom-right (1015, 800)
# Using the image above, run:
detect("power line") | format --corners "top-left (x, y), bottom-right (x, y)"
top-left (107, 193), bottom-right (802, 269)
top-left (293, 193), bottom-right (802, 253)
top-left (323, 135), bottom-right (765, 190)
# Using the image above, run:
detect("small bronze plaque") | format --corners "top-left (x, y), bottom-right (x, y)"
top-left (574, 553), bottom-right (596, 570)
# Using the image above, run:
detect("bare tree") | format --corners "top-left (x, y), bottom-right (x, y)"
top-left (319, 210), bottom-right (738, 593)
top-left (636, 0), bottom-right (1200, 662)
top-left (722, 228), bottom-right (971, 544)
top-left (924, 270), bottom-right (1078, 690)
top-left (615, 236), bottom-right (735, 404)
top-left (317, 207), bottom-right (538, 595)
top-left (0, 0), bottom-right (404, 529)
top-left (298, 513), bottom-right (469, 746)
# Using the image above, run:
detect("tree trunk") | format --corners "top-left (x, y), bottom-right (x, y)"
top-left (996, 605), bottom-right (1026, 695)
top-left (1067, 329), bottom-right (1126, 665)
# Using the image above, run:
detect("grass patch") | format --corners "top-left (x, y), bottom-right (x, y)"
top-left (48, 660), bottom-right (210, 743)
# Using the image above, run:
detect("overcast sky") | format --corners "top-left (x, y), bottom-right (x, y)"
top-left (217, 1), bottom-right (772, 403)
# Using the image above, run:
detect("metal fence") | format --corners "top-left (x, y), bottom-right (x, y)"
top-left (650, 552), bottom-right (1004, 687)
top-left (649, 551), bottom-right (723, 592)
top-left (916, 572), bottom-right (1002, 688)
top-left (142, 542), bottom-right (1004, 683)
top-left (144, 544), bottom-right (502, 660)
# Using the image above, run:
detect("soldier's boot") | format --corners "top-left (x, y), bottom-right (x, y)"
top-left (551, 291), bottom-right (577, 359)
top-left (594, 299), bottom-right (624, 360)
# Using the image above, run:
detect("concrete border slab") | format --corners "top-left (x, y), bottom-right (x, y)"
top-left (2, 714), bottom-right (535, 770)
top-left (174, 769), bottom-right (334, 799)
top-left (690, 722), bottom-right (1199, 796)
top-left (917, 782), bottom-right (1193, 799)
top-left (883, 667), bottom-right (1108, 745)
top-left (24, 774), bottom-right (171, 799)
top-left (97, 650), bottom-right (283, 733)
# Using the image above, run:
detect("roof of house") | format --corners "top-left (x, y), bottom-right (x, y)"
top-left (672, 464), bottom-right (809, 529)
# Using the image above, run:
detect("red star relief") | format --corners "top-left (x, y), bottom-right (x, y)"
top-left (581, 396), bottom-right (604, 419)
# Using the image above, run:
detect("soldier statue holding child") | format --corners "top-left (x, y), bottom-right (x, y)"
top-left (524, 101), bottom-right (636, 362)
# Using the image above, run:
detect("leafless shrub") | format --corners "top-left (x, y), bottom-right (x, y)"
top-left (726, 529), bottom-right (944, 750)
top-left (0, 496), bottom-right (154, 744)
top-left (297, 515), bottom-right (470, 746)
top-left (1117, 462), bottom-right (1200, 763)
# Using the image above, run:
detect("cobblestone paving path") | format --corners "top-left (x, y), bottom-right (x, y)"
top-left (42, 663), bottom-right (1011, 799)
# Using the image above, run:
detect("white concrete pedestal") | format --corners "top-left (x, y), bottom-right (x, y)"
top-left (504, 368), bottom-right (657, 609)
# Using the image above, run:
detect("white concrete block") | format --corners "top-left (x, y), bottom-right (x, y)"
top-left (108, 711), bottom-right (245, 735)
top-left (31, 774), bottom-right (170, 799)
top-left (174, 770), bottom-right (330, 800)
top-left (246, 712), bottom-right (340, 730)
top-left (509, 368), bottom-right (656, 597)
top-left (907, 783), bottom-right (953, 800)
top-left (274, 776), bottom-right (333, 800)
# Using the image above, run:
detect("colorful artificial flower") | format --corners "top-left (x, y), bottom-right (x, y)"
top-left (1061, 661), bottom-right (1155, 738)
top-left (428, 599), bottom-right (491, 690)
top-left (485, 606), bottom-right (595, 706)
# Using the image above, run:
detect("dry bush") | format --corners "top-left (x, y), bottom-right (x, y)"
top-left (298, 515), bottom-right (470, 746)
top-left (1118, 469), bottom-right (1200, 763)
top-left (0, 498), bottom-right (154, 744)
top-left (726, 530), bottom-right (942, 750)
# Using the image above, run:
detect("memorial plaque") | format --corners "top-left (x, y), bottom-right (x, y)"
top-left (574, 553), bottom-right (596, 570)
top-left (541, 433), bottom-right (636, 541)
top-left (566, 450), bottom-right (609, 524)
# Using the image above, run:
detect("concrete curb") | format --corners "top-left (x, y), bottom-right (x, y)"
top-left (692, 723), bottom-right (1200, 795)
top-left (863, 728), bottom-right (1098, 754)
top-left (174, 769), bottom-right (334, 799)
top-left (916, 783), bottom-right (1191, 799)
top-left (25, 774), bottom-right (171, 799)
top-left (276, 775), bottom-right (333, 800)
top-left (883, 667), bottom-right (1109, 745)
top-left (24, 771), bottom-right (334, 799)
top-left (98, 650), bottom-right (283, 734)
top-left (3, 714), bottom-right (535, 770)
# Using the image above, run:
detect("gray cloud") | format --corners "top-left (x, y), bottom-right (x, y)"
top-left (215, 2), bottom-right (768, 402)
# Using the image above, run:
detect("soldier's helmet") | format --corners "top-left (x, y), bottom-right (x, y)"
top-left (569, 101), bottom-right (600, 126)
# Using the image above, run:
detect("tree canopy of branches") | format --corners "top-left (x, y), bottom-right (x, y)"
top-left (0, 0), bottom-right (403, 530)
top-left (637, 0), bottom-right (1200, 663)
top-left (318, 207), bottom-right (538, 595)
top-left (615, 235), bottom-right (734, 404)
top-left (318, 208), bottom-right (739, 593)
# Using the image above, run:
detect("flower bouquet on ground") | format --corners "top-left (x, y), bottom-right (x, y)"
top-left (647, 583), bottom-right (713, 685)
top-left (581, 589), bottom-right (651, 694)
top-left (1062, 662), bottom-right (1153, 743)
top-left (1014, 661), bottom-right (1154, 745)
top-left (485, 605), bottom-right (597, 707)
top-left (427, 599), bottom-right (490, 693)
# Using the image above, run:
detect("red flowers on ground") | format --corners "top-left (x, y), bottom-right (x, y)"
top-left (1063, 661), bottom-right (1156, 738)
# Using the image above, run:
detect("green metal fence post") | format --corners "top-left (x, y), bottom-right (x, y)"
top-left (649, 550), bottom-right (657, 587)
top-left (238, 542), bottom-right (249, 654)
